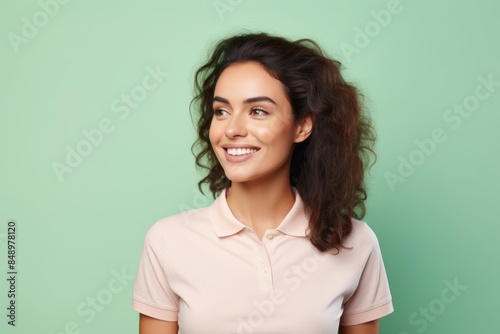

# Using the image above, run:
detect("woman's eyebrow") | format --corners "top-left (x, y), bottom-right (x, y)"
top-left (213, 96), bottom-right (277, 105)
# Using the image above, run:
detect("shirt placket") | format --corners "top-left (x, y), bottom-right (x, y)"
top-left (257, 230), bottom-right (276, 291)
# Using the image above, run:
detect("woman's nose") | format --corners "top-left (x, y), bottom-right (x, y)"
top-left (225, 111), bottom-right (248, 138)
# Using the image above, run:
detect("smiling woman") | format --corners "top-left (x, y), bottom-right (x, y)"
top-left (208, 61), bottom-right (311, 197)
top-left (131, 32), bottom-right (393, 334)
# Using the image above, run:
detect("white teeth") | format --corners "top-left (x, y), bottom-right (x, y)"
top-left (227, 148), bottom-right (258, 156)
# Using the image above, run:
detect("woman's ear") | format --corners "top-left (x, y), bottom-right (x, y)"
top-left (294, 113), bottom-right (315, 143)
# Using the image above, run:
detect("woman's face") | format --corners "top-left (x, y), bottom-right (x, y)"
top-left (209, 61), bottom-right (310, 184)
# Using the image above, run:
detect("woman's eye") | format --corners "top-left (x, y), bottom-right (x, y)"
top-left (251, 108), bottom-right (267, 116)
top-left (214, 108), bottom-right (229, 116)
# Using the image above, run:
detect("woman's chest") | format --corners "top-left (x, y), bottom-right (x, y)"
top-left (167, 241), bottom-right (360, 334)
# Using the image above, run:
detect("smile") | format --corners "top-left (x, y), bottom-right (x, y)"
top-left (226, 148), bottom-right (258, 156)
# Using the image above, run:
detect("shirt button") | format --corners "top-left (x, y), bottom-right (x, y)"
top-left (263, 268), bottom-right (269, 273)
top-left (266, 234), bottom-right (274, 240)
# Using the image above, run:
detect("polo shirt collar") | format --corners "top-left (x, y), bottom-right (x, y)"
top-left (209, 187), bottom-right (310, 238)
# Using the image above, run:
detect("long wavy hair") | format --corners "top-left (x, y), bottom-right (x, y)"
top-left (190, 32), bottom-right (376, 253)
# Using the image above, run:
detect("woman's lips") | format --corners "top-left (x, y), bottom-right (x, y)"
top-left (223, 147), bottom-right (259, 163)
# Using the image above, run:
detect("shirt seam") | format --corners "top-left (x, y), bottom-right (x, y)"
top-left (132, 296), bottom-right (179, 313)
top-left (342, 297), bottom-right (393, 316)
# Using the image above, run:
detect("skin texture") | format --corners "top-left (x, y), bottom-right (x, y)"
top-left (139, 314), bottom-right (177, 334)
top-left (339, 320), bottom-right (379, 334)
top-left (138, 61), bottom-right (380, 333)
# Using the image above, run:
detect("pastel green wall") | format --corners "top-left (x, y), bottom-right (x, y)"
top-left (1, 1), bottom-right (498, 333)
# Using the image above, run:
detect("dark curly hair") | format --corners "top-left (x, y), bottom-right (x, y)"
top-left (190, 32), bottom-right (376, 253)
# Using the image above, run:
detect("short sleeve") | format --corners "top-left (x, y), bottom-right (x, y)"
top-left (340, 224), bottom-right (394, 326)
top-left (131, 223), bottom-right (179, 321)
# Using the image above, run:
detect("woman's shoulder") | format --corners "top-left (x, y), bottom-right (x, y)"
top-left (143, 205), bottom-right (212, 242)
top-left (343, 218), bottom-right (382, 251)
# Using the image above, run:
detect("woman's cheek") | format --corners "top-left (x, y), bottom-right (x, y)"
top-left (254, 127), bottom-right (273, 143)
top-left (253, 119), bottom-right (289, 142)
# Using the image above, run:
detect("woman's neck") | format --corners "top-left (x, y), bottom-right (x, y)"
top-left (225, 179), bottom-right (296, 238)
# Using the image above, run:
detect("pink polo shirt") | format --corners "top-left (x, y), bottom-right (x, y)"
top-left (132, 188), bottom-right (393, 333)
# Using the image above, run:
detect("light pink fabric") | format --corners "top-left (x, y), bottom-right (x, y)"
top-left (132, 188), bottom-right (393, 333)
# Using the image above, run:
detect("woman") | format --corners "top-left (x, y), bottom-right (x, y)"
top-left (132, 32), bottom-right (393, 334)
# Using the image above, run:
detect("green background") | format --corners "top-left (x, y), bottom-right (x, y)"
top-left (1, 0), bottom-right (499, 333)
